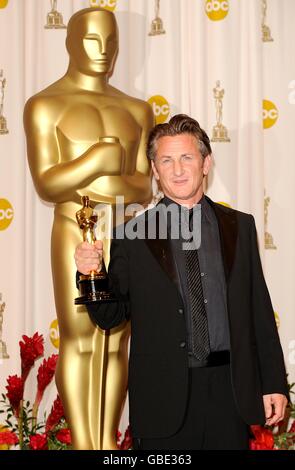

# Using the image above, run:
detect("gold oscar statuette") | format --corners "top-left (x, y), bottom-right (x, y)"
top-left (264, 194), bottom-right (277, 250)
top-left (45, 0), bottom-right (66, 30)
top-left (0, 70), bottom-right (9, 135)
top-left (262, 0), bottom-right (273, 43)
top-left (149, 0), bottom-right (166, 36)
top-left (0, 293), bottom-right (9, 359)
top-left (211, 80), bottom-right (230, 143)
top-left (24, 6), bottom-right (154, 450)
top-left (75, 194), bottom-right (118, 307)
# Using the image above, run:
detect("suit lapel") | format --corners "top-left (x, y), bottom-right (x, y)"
top-left (206, 196), bottom-right (238, 282)
top-left (144, 206), bottom-right (183, 295)
top-left (143, 197), bottom-right (238, 289)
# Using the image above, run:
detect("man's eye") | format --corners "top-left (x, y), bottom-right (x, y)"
top-left (182, 155), bottom-right (193, 161)
top-left (161, 159), bottom-right (171, 164)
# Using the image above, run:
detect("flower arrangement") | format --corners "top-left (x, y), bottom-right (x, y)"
top-left (0, 332), bottom-right (71, 450)
top-left (3, 330), bottom-right (292, 451)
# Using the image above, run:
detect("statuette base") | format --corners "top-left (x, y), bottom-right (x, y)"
top-left (0, 116), bottom-right (8, 134)
top-left (0, 340), bottom-right (9, 359)
top-left (262, 25), bottom-right (273, 42)
top-left (45, 11), bottom-right (66, 29)
top-left (149, 18), bottom-right (165, 36)
top-left (265, 232), bottom-right (277, 250)
top-left (211, 124), bottom-right (230, 142)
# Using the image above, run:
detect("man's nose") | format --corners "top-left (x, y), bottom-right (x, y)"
top-left (173, 159), bottom-right (184, 176)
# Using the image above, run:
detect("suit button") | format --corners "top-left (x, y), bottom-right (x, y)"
top-left (180, 341), bottom-right (186, 348)
top-left (178, 308), bottom-right (184, 315)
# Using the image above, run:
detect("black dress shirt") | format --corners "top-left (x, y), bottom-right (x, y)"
top-left (161, 196), bottom-right (230, 366)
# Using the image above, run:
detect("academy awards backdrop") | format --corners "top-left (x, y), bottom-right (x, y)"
top-left (0, 0), bottom-right (295, 445)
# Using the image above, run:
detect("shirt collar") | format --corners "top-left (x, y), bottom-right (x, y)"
top-left (161, 194), bottom-right (203, 210)
top-left (160, 194), bottom-right (214, 226)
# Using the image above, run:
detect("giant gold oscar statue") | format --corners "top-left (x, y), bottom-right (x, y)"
top-left (24, 7), bottom-right (154, 449)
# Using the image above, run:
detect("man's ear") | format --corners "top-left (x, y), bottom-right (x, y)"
top-left (203, 154), bottom-right (212, 176)
top-left (151, 160), bottom-right (160, 180)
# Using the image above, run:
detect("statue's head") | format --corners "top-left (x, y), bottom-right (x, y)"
top-left (66, 8), bottom-right (118, 77)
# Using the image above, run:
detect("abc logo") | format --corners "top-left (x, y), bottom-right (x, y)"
top-left (0, 0), bottom-right (9, 9)
top-left (0, 199), bottom-right (14, 231)
top-left (90, 0), bottom-right (117, 11)
top-left (274, 311), bottom-right (280, 329)
top-left (148, 95), bottom-right (170, 125)
top-left (263, 100), bottom-right (278, 129)
top-left (205, 0), bottom-right (229, 21)
top-left (49, 319), bottom-right (60, 350)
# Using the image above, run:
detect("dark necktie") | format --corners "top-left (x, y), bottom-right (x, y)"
top-left (185, 211), bottom-right (210, 361)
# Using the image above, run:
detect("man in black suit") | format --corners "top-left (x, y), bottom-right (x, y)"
top-left (75, 114), bottom-right (288, 450)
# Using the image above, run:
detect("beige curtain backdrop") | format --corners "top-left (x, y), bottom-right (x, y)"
top-left (0, 0), bottom-right (294, 433)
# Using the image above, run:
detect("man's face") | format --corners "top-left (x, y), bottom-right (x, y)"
top-left (67, 11), bottom-right (118, 76)
top-left (151, 134), bottom-right (211, 206)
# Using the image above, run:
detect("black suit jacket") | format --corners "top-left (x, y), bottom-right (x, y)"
top-left (87, 197), bottom-right (288, 439)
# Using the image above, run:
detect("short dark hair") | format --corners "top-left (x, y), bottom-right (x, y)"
top-left (146, 114), bottom-right (212, 161)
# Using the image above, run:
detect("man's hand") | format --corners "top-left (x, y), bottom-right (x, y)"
top-left (263, 393), bottom-right (288, 426)
top-left (74, 240), bottom-right (103, 275)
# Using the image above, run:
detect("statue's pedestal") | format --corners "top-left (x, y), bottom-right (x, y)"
top-left (149, 18), bottom-right (165, 36)
top-left (265, 232), bottom-right (276, 250)
top-left (211, 124), bottom-right (230, 142)
top-left (45, 11), bottom-right (66, 29)
top-left (0, 340), bottom-right (9, 359)
top-left (262, 25), bottom-right (273, 42)
top-left (0, 115), bottom-right (8, 134)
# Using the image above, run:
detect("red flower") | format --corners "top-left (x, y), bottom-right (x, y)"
top-left (116, 429), bottom-right (122, 447)
top-left (0, 431), bottom-right (19, 446)
top-left (29, 433), bottom-right (48, 450)
top-left (19, 332), bottom-right (44, 382)
top-left (56, 428), bottom-right (71, 445)
top-left (34, 354), bottom-right (58, 407)
top-left (119, 425), bottom-right (133, 450)
top-left (5, 375), bottom-right (24, 417)
top-left (250, 425), bottom-right (274, 450)
top-left (45, 395), bottom-right (65, 432)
